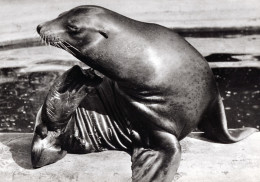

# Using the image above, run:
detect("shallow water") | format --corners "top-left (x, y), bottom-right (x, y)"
top-left (0, 69), bottom-right (60, 132)
top-left (213, 67), bottom-right (260, 129)
top-left (0, 48), bottom-right (260, 132)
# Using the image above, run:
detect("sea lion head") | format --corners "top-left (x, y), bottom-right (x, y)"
top-left (37, 5), bottom-right (155, 83)
top-left (37, 6), bottom-right (110, 62)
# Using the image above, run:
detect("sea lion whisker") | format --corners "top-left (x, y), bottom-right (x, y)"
top-left (57, 42), bottom-right (67, 50)
top-left (58, 41), bottom-right (68, 49)
top-left (41, 34), bottom-right (44, 43)
top-left (52, 41), bottom-right (57, 47)
top-left (45, 35), bottom-right (50, 46)
top-left (54, 37), bottom-right (62, 46)
top-left (59, 41), bottom-right (76, 56)
top-left (44, 37), bottom-right (47, 46)
top-left (45, 38), bottom-right (48, 47)
top-left (63, 41), bottom-right (81, 54)
top-left (33, 31), bottom-right (39, 39)
top-left (56, 43), bottom-right (65, 51)
top-left (40, 34), bottom-right (44, 45)
top-left (43, 35), bottom-right (47, 46)
top-left (54, 42), bottom-right (61, 49)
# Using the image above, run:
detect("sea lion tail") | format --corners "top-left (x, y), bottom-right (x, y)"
top-left (198, 95), bottom-right (258, 143)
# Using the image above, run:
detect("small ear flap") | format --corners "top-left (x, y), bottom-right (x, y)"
top-left (99, 30), bottom-right (108, 39)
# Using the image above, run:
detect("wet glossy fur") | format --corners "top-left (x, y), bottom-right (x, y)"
top-left (32, 6), bottom-right (258, 182)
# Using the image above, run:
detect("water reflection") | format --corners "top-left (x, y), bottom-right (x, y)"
top-left (213, 67), bottom-right (260, 129)
top-left (0, 69), bottom-right (60, 132)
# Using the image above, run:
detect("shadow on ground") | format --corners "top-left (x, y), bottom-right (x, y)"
top-left (0, 132), bottom-right (215, 170)
top-left (0, 134), bottom-right (33, 169)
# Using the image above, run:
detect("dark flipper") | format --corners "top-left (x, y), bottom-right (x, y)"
top-left (31, 65), bottom-right (102, 168)
top-left (41, 65), bottom-right (102, 131)
top-left (198, 95), bottom-right (258, 143)
top-left (131, 130), bottom-right (181, 182)
top-left (31, 108), bottom-right (67, 168)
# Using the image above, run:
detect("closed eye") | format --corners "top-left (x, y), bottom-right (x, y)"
top-left (67, 25), bottom-right (79, 32)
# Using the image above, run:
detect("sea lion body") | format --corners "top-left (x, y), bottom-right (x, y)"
top-left (32, 6), bottom-right (257, 182)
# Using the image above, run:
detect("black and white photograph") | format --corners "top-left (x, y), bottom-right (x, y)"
top-left (0, 0), bottom-right (259, 181)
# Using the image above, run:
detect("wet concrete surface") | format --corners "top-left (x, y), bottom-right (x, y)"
top-left (0, 133), bottom-right (259, 182)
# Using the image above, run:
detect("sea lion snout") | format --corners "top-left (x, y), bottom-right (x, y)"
top-left (36, 22), bottom-right (52, 36)
top-left (36, 24), bottom-right (42, 34)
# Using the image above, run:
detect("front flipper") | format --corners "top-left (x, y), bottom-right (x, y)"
top-left (31, 108), bottom-right (67, 168)
top-left (31, 130), bottom-right (67, 168)
top-left (42, 65), bottom-right (103, 131)
top-left (31, 65), bottom-right (103, 168)
top-left (131, 130), bottom-right (181, 182)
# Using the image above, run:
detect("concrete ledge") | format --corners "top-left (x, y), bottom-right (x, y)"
top-left (0, 133), bottom-right (259, 182)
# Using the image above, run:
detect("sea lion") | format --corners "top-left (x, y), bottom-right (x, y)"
top-left (31, 5), bottom-right (258, 182)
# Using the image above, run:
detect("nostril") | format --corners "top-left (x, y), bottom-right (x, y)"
top-left (37, 24), bottom-right (42, 34)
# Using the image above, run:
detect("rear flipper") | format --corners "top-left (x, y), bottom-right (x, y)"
top-left (131, 130), bottom-right (181, 182)
top-left (198, 95), bottom-right (258, 144)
